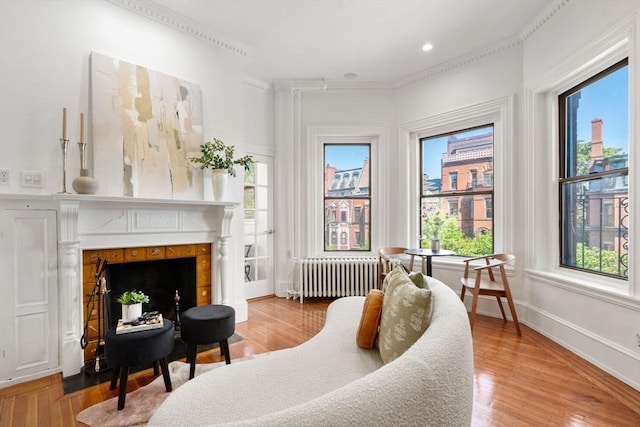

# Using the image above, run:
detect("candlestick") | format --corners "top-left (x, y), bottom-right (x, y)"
top-left (58, 138), bottom-right (70, 194)
top-left (62, 107), bottom-right (67, 140)
top-left (72, 140), bottom-right (99, 194)
top-left (80, 112), bottom-right (84, 143)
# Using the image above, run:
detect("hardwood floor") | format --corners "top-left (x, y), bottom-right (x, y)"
top-left (1, 296), bottom-right (639, 426)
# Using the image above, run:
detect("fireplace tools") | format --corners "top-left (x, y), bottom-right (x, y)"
top-left (80, 257), bottom-right (110, 375)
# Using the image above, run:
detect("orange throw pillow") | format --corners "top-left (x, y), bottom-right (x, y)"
top-left (356, 289), bottom-right (385, 349)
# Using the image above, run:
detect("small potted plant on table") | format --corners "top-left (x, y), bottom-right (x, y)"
top-left (117, 290), bottom-right (149, 322)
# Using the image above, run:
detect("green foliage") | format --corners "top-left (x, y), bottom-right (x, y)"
top-left (117, 290), bottom-right (149, 305)
top-left (190, 138), bottom-right (253, 177)
top-left (422, 215), bottom-right (493, 256)
top-left (574, 243), bottom-right (625, 276)
top-left (576, 140), bottom-right (623, 175)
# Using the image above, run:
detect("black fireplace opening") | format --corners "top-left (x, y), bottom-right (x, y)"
top-left (105, 257), bottom-right (197, 327)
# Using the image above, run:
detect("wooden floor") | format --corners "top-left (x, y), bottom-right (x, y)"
top-left (1, 296), bottom-right (639, 426)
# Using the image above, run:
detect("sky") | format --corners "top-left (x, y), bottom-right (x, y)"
top-left (325, 144), bottom-right (369, 171)
top-left (574, 63), bottom-right (628, 150)
top-left (422, 125), bottom-right (493, 179)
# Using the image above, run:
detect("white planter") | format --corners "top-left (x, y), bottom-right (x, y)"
top-left (202, 169), bottom-right (214, 201)
top-left (122, 303), bottom-right (142, 322)
top-left (212, 169), bottom-right (228, 201)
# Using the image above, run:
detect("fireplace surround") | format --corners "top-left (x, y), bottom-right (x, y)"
top-left (58, 195), bottom-right (239, 377)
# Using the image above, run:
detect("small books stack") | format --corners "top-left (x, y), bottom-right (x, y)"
top-left (116, 313), bottom-right (164, 335)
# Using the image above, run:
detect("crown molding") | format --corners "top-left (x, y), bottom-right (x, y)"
top-left (243, 77), bottom-right (273, 91)
top-left (519, 0), bottom-right (572, 42)
top-left (105, 0), bottom-right (248, 57)
top-left (395, 0), bottom-right (570, 90)
top-left (273, 79), bottom-right (393, 93)
top-left (394, 35), bottom-right (522, 90)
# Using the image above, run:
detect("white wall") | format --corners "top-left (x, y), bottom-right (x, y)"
top-left (0, 0), bottom-right (248, 316)
top-left (521, 0), bottom-right (640, 390)
top-left (0, 0), bottom-right (245, 196)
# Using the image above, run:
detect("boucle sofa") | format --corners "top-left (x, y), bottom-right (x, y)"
top-left (149, 276), bottom-right (474, 426)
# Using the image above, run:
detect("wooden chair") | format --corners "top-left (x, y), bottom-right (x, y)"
top-left (378, 247), bottom-right (415, 289)
top-left (460, 253), bottom-right (521, 336)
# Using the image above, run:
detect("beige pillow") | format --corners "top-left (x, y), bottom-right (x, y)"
top-left (381, 264), bottom-right (405, 293)
top-left (356, 289), bottom-right (384, 349)
top-left (378, 269), bottom-right (433, 363)
top-left (408, 271), bottom-right (427, 289)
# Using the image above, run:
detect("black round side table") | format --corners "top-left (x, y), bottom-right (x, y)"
top-left (105, 319), bottom-right (174, 410)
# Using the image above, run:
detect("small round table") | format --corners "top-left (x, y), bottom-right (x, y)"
top-left (105, 319), bottom-right (174, 410)
top-left (404, 248), bottom-right (455, 277)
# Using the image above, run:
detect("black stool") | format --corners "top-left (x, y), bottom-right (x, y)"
top-left (181, 304), bottom-right (235, 379)
top-left (105, 319), bottom-right (174, 410)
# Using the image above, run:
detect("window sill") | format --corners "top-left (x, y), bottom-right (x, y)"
top-left (525, 268), bottom-right (640, 309)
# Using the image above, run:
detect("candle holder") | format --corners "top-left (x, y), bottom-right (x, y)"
top-left (58, 138), bottom-right (70, 194)
top-left (72, 141), bottom-right (99, 194)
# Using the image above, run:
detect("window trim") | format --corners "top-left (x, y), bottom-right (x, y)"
top-left (307, 126), bottom-right (387, 258)
top-left (400, 95), bottom-right (514, 257)
top-left (557, 58), bottom-right (629, 280)
top-left (523, 25), bottom-right (635, 297)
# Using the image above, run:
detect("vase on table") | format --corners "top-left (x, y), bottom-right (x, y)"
top-left (122, 303), bottom-right (142, 323)
top-left (430, 232), bottom-right (441, 252)
top-left (202, 169), bottom-right (214, 201)
top-left (212, 169), bottom-right (228, 201)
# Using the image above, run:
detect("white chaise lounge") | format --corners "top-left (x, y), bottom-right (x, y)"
top-left (149, 276), bottom-right (474, 426)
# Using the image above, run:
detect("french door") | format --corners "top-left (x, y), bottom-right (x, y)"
top-left (243, 154), bottom-right (274, 299)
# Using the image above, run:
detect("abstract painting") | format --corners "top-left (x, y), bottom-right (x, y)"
top-left (91, 52), bottom-right (203, 199)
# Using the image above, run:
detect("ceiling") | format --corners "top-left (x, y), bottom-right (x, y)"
top-left (149, 0), bottom-right (552, 84)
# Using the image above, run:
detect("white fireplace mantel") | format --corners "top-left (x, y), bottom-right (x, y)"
top-left (54, 194), bottom-right (239, 377)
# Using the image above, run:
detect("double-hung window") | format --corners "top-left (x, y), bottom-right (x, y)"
top-left (324, 144), bottom-right (371, 251)
top-left (420, 125), bottom-right (494, 255)
top-left (559, 59), bottom-right (629, 279)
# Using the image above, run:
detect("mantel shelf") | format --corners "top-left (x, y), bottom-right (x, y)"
top-left (0, 193), bottom-right (239, 208)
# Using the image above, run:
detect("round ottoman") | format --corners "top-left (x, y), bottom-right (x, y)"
top-left (181, 304), bottom-right (235, 379)
top-left (105, 319), bottom-right (174, 410)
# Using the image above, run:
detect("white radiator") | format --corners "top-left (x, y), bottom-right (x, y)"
top-left (298, 257), bottom-right (378, 303)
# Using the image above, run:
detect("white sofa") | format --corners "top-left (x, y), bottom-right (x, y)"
top-left (149, 276), bottom-right (474, 426)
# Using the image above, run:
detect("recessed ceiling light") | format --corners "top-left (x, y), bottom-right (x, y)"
top-left (344, 72), bottom-right (358, 79)
top-left (422, 43), bottom-right (433, 52)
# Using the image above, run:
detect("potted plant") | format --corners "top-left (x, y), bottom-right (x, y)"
top-left (190, 138), bottom-right (253, 201)
top-left (117, 290), bottom-right (149, 322)
top-left (424, 212), bottom-right (445, 252)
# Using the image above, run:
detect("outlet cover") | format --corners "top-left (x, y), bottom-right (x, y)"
top-left (0, 169), bottom-right (9, 185)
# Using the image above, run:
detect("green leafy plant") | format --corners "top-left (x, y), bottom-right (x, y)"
top-left (424, 212), bottom-right (445, 238)
top-left (116, 290), bottom-right (149, 305)
top-left (190, 138), bottom-right (253, 177)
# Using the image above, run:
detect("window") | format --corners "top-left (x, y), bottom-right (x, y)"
top-left (449, 172), bottom-right (458, 190)
top-left (421, 125), bottom-right (494, 256)
top-left (485, 196), bottom-right (493, 219)
top-left (324, 144), bottom-right (371, 251)
top-left (559, 59), bottom-right (628, 279)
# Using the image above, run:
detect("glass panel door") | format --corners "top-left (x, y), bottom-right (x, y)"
top-left (243, 154), bottom-right (274, 299)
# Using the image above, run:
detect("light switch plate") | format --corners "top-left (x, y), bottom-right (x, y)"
top-left (0, 169), bottom-right (9, 185)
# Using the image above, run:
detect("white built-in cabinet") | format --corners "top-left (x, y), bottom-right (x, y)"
top-left (0, 208), bottom-right (58, 385)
